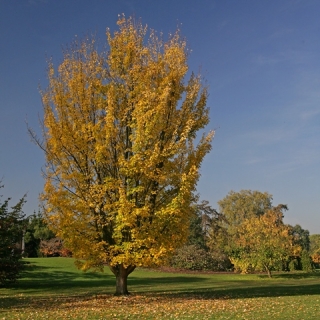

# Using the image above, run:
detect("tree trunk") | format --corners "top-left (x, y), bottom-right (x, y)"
top-left (265, 266), bottom-right (272, 278)
top-left (109, 264), bottom-right (136, 295)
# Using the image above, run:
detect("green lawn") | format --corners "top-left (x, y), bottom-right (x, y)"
top-left (1, 258), bottom-right (320, 319)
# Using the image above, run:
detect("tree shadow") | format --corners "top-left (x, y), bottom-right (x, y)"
top-left (1, 263), bottom-right (320, 313)
top-left (258, 271), bottom-right (320, 280)
top-left (164, 282), bottom-right (320, 299)
top-left (2, 281), bottom-right (320, 315)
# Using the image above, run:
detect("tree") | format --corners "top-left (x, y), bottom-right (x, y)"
top-left (0, 184), bottom-right (26, 285)
top-left (284, 224), bottom-right (311, 271)
top-left (309, 234), bottom-right (320, 267)
top-left (310, 234), bottom-right (320, 255)
top-left (206, 221), bottom-right (232, 271)
top-left (289, 224), bottom-right (310, 252)
top-left (218, 190), bottom-right (273, 229)
top-left (229, 205), bottom-right (296, 277)
top-left (187, 200), bottom-right (222, 249)
top-left (30, 16), bottom-right (213, 295)
top-left (169, 200), bottom-right (231, 271)
top-left (300, 249), bottom-right (313, 272)
top-left (24, 212), bottom-right (70, 258)
top-left (193, 200), bottom-right (232, 270)
top-left (24, 211), bottom-right (55, 257)
top-left (216, 190), bottom-right (273, 271)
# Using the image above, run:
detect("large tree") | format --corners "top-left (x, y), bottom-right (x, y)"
top-left (31, 16), bottom-right (213, 295)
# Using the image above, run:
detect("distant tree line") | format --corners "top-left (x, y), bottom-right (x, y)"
top-left (169, 190), bottom-right (318, 277)
top-left (2, 185), bottom-right (320, 286)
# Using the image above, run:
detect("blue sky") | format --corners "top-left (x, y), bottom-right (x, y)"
top-left (1, 0), bottom-right (319, 233)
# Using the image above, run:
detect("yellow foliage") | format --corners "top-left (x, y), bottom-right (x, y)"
top-left (36, 16), bottom-right (213, 271)
top-left (230, 207), bottom-right (297, 275)
top-left (311, 252), bottom-right (320, 264)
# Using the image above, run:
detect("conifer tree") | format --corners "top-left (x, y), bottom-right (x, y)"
top-left (0, 184), bottom-right (25, 285)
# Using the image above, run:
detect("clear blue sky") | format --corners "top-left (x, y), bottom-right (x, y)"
top-left (1, 0), bottom-right (319, 233)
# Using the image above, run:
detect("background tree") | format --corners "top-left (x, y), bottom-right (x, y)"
top-left (300, 249), bottom-right (313, 272)
top-left (218, 190), bottom-right (273, 229)
top-left (310, 234), bottom-right (320, 253)
top-left (169, 200), bottom-right (231, 271)
top-left (24, 211), bottom-right (55, 257)
top-left (217, 190), bottom-right (273, 269)
top-left (186, 203), bottom-right (207, 249)
top-left (187, 200), bottom-right (222, 249)
top-left (198, 200), bottom-right (232, 270)
top-left (0, 184), bottom-right (26, 286)
top-left (206, 222), bottom-right (231, 271)
top-left (309, 234), bottom-right (320, 268)
top-left (286, 224), bottom-right (311, 270)
top-left (229, 205), bottom-right (296, 277)
top-left (30, 16), bottom-right (213, 295)
top-left (289, 224), bottom-right (310, 252)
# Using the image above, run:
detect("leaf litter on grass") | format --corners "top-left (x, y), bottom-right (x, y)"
top-left (2, 292), bottom-right (320, 320)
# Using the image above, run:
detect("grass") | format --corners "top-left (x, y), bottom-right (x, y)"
top-left (1, 258), bottom-right (320, 319)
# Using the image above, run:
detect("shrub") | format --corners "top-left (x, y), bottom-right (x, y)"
top-left (169, 245), bottom-right (231, 271)
top-left (40, 237), bottom-right (72, 257)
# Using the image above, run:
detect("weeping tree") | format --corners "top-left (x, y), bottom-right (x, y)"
top-left (30, 16), bottom-right (213, 295)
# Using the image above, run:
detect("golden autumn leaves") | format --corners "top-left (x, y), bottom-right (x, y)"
top-left (36, 15), bottom-right (213, 287)
top-left (229, 206), bottom-right (295, 277)
top-left (216, 191), bottom-right (301, 277)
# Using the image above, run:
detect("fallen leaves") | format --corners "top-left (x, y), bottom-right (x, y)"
top-left (2, 293), bottom-right (320, 319)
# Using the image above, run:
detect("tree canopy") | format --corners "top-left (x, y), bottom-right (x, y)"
top-left (31, 16), bottom-right (213, 295)
top-left (289, 224), bottom-right (310, 252)
top-left (217, 190), bottom-right (274, 264)
top-left (218, 190), bottom-right (273, 229)
top-left (229, 204), bottom-right (296, 277)
top-left (214, 190), bottom-right (308, 276)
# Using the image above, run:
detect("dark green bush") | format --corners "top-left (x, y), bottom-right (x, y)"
top-left (0, 255), bottom-right (23, 285)
top-left (169, 245), bottom-right (231, 271)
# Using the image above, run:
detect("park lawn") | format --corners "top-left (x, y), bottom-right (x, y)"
top-left (0, 258), bottom-right (319, 319)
